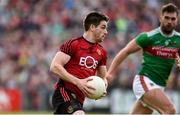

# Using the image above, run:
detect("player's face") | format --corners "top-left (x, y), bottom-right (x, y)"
top-left (160, 12), bottom-right (178, 35)
top-left (93, 21), bottom-right (108, 43)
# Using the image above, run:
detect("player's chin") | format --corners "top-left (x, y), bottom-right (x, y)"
top-left (97, 39), bottom-right (103, 43)
top-left (100, 39), bottom-right (104, 42)
top-left (166, 25), bottom-right (174, 31)
top-left (99, 37), bottom-right (105, 42)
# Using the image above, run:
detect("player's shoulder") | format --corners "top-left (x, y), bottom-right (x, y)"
top-left (146, 27), bottom-right (160, 37)
top-left (96, 44), bottom-right (107, 55)
top-left (69, 36), bottom-right (83, 42)
top-left (174, 30), bottom-right (180, 37)
top-left (96, 43), bottom-right (103, 48)
top-left (136, 28), bottom-right (159, 38)
top-left (64, 36), bottom-right (83, 44)
top-left (96, 43), bottom-right (105, 50)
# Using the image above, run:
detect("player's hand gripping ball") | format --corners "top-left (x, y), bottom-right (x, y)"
top-left (87, 76), bottom-right (106, 100)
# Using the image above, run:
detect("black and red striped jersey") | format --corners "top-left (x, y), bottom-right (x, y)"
top-left (59, 36), bottom-right (107, 103)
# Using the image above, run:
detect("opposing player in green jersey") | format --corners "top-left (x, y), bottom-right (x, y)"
top-left (106, 3), bottom-right (179, 114)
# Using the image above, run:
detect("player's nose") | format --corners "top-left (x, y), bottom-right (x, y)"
top-left (104, 29), bottom-right (108, 35)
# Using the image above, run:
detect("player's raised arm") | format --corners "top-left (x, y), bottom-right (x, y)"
top-left (106, 39), bottom-right (141, 81)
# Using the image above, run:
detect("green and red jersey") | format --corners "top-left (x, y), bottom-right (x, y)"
top-left (136, 27), bottom-right (180, 86)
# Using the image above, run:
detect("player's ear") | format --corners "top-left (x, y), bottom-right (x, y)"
top-left (159, 14), bottom-right (163, 23)
top-left (89, 24), bottom-right (96, 32)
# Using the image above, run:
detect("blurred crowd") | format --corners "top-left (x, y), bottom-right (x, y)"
top-left (0, 0), bottom-right (180, 111)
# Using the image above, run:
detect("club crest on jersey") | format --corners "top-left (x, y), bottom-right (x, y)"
top-left (173, 41), bottom-right (176, 46)
top-left (97, 49), bottom-right (101, 56)
top-left (165, 40), bottom-right (170, 46)
top-left (79, 56), bottom-right (98, 69)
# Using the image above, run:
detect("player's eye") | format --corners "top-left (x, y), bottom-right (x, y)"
top-left (164, 16), bottom-right (170, 20)
top-left (101, 25), bottom-right (107, 29)
top-left (171, 17), bottom-right (176, 21)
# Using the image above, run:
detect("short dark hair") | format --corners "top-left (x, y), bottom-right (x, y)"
top-left (161, 3), bottom-right (179, 15)
top-left (83, 12), bottom-right (109, 31)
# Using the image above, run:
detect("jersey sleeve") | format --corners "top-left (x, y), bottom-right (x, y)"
top-left (59, 39), bottom-right (76, 56)
top-left (135, 32), bottom-right (151, 48)
top-left (99, 49), bottom-right (107, 66)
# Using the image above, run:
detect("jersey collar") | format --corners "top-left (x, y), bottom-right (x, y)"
top-left (82, 35), bottom-right (96, 45)
top-left (158, 27), bottom-right (175, 37)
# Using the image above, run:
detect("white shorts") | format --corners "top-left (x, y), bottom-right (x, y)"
top-left (133, 75), bottom-right (164, 100)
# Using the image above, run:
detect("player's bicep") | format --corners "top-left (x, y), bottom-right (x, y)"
top-left (123, 39), bottom-right (141, 54)
top-left (50, 51), bottom-right (71, 67)
top-left (96, 66), bottom-right (107, 78)
top-left (135, 32), bottom-right (151, 48)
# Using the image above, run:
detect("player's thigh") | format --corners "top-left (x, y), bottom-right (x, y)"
top-left (52, 87), bottom-right (83, 114)
top-left (132, 75), bottom-right (174, 113)
top-left (130, 100), bottom-right (153, 114)
top-left (54, 99), bottom-right (83, 114)
top-left (142, 88), bottom-right (174, 113)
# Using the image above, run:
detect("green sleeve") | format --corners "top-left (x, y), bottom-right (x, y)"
top-left (135, 32), bottom-right (152, 48)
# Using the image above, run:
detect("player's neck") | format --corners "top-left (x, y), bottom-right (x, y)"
top-left (160, 27), bottom-right (174, 37)
top-left (83, 32), bottom-right (96, 43)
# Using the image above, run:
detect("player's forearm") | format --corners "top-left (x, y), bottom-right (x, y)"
top-left (175, 53), bottom-right (180, 71)
top-left (50, 63), bottom-right (79, 85)
top-left (106, 49), bottom-right (129, 84)
top-left (108, 48), bottom-right (129, 75)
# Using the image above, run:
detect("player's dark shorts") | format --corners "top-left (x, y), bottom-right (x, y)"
top-left (52, 81), bottom-right (83, 114)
